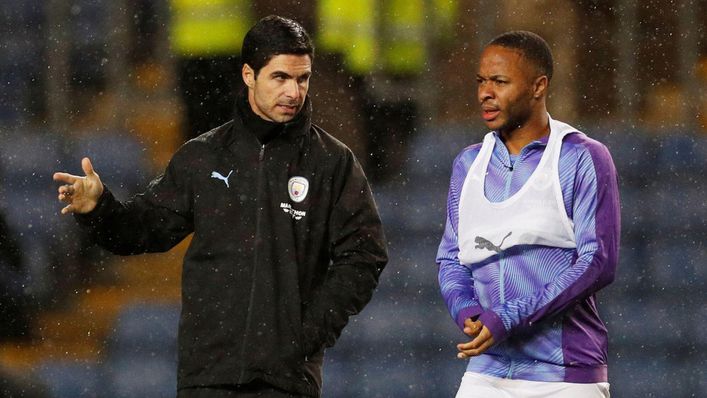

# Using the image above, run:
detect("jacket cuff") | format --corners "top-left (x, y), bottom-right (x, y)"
top-left (74, 185), bottom-right (112, 226)
top-left (455, 305), bottom-right (484, 331)
top-left (478, 310), bottom-right (508, 343)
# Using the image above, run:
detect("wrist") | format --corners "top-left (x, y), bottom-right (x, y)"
top-left (456, 306), bottom-right (483, 330)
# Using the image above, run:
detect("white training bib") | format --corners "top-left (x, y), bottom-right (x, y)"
top-left (458, 116), bottom-right (581, 265)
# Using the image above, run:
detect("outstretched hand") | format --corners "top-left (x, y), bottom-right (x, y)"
top-left (456, 318), bottom-right (495, 359)
top-left (53, 157), bottom-right (104, 215)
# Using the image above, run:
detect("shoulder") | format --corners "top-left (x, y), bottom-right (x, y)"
top-left (188, 120), bottom-right (235, 148)
top-left (563, 133), bottom-right (615, 167)
top-left (166, 121), bottom-right (235, 169)
top-left (177, 121), bottom-right (235, 154)
top-left (452, 141), bottom-right (484, 172)
top-left (445, 140), bottom-right (484, 191)
top-left (552, 117), bottom-right (614, 165)
top-left (309, 123), bottom-right (356, 160)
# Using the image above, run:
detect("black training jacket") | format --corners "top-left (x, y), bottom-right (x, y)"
top-left (76, 97), bottom-right (388, 397)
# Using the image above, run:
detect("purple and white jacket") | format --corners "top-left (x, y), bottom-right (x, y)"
top-left (436, 125), bottom-right (620, 383)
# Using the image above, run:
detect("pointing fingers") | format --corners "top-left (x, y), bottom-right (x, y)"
top-left (52, 172), bottom-right (78, 185)
top-left (54, 158), bottom-right (103, 215)
top-left (81, 157), bottom-right (95, 176)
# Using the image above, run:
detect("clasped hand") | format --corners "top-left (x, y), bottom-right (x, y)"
top-left (456, 318), bottom-right (495, 359)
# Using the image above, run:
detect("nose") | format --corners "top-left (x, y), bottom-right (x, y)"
top-left (478, 81), bottom-right (493, 103)
top-left (284, 79), bottom-right (301, 100)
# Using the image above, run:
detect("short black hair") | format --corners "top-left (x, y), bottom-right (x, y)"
top-left (242, 15), bottom-right (314, 76)
top-left (488, 31), bottom-right (553, 82)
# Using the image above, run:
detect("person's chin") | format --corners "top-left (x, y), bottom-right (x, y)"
top-left (483, 119), bottom-right (502, 131)
top-left (270, 108), bottom-right (293, 121)
top-left (274, 114), bottom-right (295, 123)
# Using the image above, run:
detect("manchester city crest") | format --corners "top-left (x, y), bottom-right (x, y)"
top-left (288, 176), bottom-right (309, 203)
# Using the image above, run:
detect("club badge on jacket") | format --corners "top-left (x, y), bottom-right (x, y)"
top-left (281, 176), bottom-right (309, 220)
top-left (288, 176), bottom-right (309, 202)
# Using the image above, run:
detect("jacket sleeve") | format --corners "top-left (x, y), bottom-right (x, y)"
top-left (300, 150), bottom-right (388, 355)
top-left (74, 144), bottom-right (195, 255)
top-left (477, 141), bottom-right (620, 343)
top-left (437, 150), bottom-right (484, 331)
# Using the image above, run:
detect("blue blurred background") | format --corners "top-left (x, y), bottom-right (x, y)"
top-left (0, 0), bottom-right (705, 397)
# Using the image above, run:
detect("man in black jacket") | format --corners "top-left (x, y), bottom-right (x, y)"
top-left (53, 15), bottom-right (388, 398)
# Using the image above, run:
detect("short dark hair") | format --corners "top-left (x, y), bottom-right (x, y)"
top-left (242, 15), bottom-right (314, 76)
top-left (488, 31), bottom-right (553, 82)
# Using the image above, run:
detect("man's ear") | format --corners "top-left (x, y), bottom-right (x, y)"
top-left (242, 64), bottom-right (256, 88)
top-left (533, 75), bottom-right (548, 99)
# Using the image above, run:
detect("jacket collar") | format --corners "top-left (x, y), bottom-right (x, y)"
top-left (229, 90), bottom-right (312, 147)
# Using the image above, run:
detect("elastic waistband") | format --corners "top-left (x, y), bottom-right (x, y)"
top-left (466, 354), bottom-right (608, 383)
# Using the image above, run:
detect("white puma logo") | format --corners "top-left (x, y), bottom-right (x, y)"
top-left (210, 170), bottom-right (233, 188)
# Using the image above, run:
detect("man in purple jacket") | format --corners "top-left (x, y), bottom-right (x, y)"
top-left (437, 31), bottom-right (620, 397)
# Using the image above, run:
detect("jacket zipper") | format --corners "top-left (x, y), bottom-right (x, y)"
top-left (238, 143), bottom-right (266, 382)
top-left (500, 151), bottom-right (516, 377)
top-left (498, 164), bottom-right (514, 305)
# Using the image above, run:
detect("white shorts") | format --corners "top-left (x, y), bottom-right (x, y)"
top-left (455, 372), bottom-right (610, 398)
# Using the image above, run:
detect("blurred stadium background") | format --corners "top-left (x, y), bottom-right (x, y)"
top-left (0, 0), bottom-right (705, 397)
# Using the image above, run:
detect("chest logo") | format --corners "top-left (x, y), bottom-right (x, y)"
top-left (281, 203), bottom-right (306, 220)
top-left (475, 232), bottom-right (512, 254)
top-left (288, 176), bottom-right (309, 203)
top-left (211, 170), bottom-right (233, 188)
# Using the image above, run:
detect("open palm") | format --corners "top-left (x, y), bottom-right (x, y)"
top-left (53, 157), bottom-right (104, 215)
